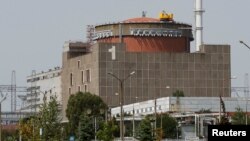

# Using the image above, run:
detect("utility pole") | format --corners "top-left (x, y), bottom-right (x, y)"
top-left (132, 97), bottom-right (138, 141)
top-left (239, 41), bottom-right (250, 125)
top-left (244, 73), bottom-right (249, 125)
top-left (154, 97), bottom-right (157, 139)
top-left (107, 71), bottom-right (135, 141)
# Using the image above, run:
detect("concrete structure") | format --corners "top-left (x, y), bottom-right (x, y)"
top-left (61, 16), bottom-right (231, 121)
top-left (111, 96), bottom-right (249, 139)
top-left (195, 0), bottom-right (205, 51)
top-left (111, 97), bottom-right (250, 117)
top-left (24, 67), bottom-right (61, 112)
top-left (94, 17), bottom-right (193, 52)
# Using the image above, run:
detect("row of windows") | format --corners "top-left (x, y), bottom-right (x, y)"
top-left (27, 72), bottom-right (61, 82)
top-left (68, 85), bottom-right (88, 95)
top-left (70, 69), bottom-right (91, 86)
top-left (124, 105), bottom-right (162, 115)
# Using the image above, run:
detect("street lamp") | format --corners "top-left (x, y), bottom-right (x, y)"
top-left (36, 87), bottom-right (55, 139)
top-left (176, 122), bottom-right (181, 141)
top-left (0, 91), bottom-right (7, 141)
top-left (37, 87), bottom-right (56, 105)
top-left (239, 40), bottom-right (250, 125)
top-left (240, 40), bottom-right (250, 50)
top-left (107, 71), bottom-right (135, 141)
top-left (154, 85), bottom-right (170, 138)
top-left (132, 96), bottom-right (138, 141)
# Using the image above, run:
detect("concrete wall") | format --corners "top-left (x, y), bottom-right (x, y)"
top-left (25, 68), bottom-right (61, 112)
top-left (100, 43), bottom-right (231, 107)
top-left (111, 97), bottom-right (248, 117)
top-left (61, 43), bottom-right (99, 121)
top-left (61, 42), bottom-right (230, 121)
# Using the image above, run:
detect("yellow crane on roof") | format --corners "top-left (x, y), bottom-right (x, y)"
top-left (159, 10), bottom-right (174, 21)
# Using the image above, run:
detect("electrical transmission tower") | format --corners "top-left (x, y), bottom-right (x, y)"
top-left (11, 70), bottom-right (16, 112)
top-left (0, 71), bottom-right (27, 112)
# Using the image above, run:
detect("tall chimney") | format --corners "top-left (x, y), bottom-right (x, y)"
top-left (195, 0), bottom-right (204, 51)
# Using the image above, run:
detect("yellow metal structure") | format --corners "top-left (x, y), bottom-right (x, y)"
top-left (159, 10), bottom-right (174, 21)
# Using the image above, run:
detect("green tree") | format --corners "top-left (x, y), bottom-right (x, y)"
top-left (78, 114), bottom-right (94, 140)
top-left (198, 108), bottom-right (211, 113)
top-left (172, 90), bottom-right (184, 97)
top-left (156, 113), bottom-right (179, 139)
top-left (66, 92), bottom-right (108, 137)
top-left (38, 96), bottom-right (62, 140)
top-left (137, 117), bottom-right (154, 141)
top-left (19, 116), bottom-right (40, 141)
top-left (1, 128), bottom-right (18, 141)
top-left (96, 119), bottom-right (118, 141)
top-left (231, 107), bottom-right (250, 125)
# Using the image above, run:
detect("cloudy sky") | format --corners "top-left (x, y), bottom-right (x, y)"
top-left (1, 0), bottom-right (250, 111)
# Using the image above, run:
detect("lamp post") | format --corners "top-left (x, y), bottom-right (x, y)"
top-left (240, 40), bottom-right (250, 50)
top-left (239, 40), bottom-right (250, 125)
top-left (107, 71), bottom-right (135, 141)
top-left (79, 108), bottom-right (103, 141)
top-left (0, 91), bottom-right (7, 141)
top-left (154, 86), bottom-right (170, 139)
top-left (38, 87), bottom-right (56, 105)
top-left (176, 122), bottom-right (181, 141)
top-left (95, 109), bottom-right (104, 141)
top-left (132, 96), bottom-right (138, 141)
top-left (36, 87), bottom-right (55, 140)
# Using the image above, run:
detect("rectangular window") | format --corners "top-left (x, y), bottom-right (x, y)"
top-left (69, 88), bottom-right (71, 95)
top-left (70, 73), bottom-right (73, 86)
top-left (81, 70), bottom-right (84, 84)
top-left (77, 60), bottom-right (81, 69)
top-left (85, 69), bottom-right (91, 82)
top-left (78, 86), bottom-right (81, 92)
top-left (84, 84), bottom-right (88, 92)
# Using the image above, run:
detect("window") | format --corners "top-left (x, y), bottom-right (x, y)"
top-left (84, 84), bottom-right (88, 92)
top-left (81, 70), bottom-right (84, 84)
top-left (69, 88), bottom-right (71, 95)
top-left (78, 86), bottom-right (81, 92)
top-left (70, 73), bottom-right (73, 86)
top-left (77, 60), bottom-right (81, 69)
top-left (86, 69), bottom-right (91, 82)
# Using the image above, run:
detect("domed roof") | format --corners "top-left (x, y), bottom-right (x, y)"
top-left (123, 17), bottom-right (160, 23)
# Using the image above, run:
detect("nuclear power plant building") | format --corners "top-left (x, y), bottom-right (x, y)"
top-left (61, 16), bottom-right (230, 121)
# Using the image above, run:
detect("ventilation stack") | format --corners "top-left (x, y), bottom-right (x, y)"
top-left (195, 0), bottom-right (204, 51)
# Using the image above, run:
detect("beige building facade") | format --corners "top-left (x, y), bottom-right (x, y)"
top-left (61, 41), bottom-right (230, 121)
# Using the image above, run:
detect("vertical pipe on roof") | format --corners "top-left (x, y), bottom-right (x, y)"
top-left (195, 0), bottom-right (204, 51)
top-left (119, 23), bottom-right (123, 43)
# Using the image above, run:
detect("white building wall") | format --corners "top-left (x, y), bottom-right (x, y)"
top-left (111, 97), bottom-right (250, 117)
top-left (24, 67), bottom-right (61, 112)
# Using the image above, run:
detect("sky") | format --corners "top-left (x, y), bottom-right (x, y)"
top-left (0, 0), bottom-right (250, 111)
